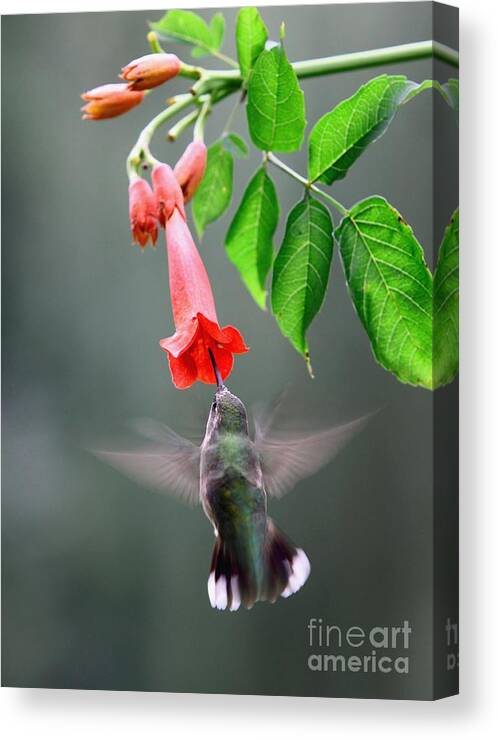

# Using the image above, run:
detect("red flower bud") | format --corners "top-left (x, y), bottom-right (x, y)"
top-left (173, 141), bottom-right (207, 203)
top-left (81, 83), bottom-right (144, 120)
top-left (129, 178), bottom-right (158, 249)
top-left (152, 163), bottom-right (186, 227)
top-left (120, 53), bottom-right (181, 91)
top-left (160, 209), bottom-right (248, 389)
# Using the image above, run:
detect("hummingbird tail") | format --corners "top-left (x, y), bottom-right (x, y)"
top-left (207, 519), bottom-right (310, 611)
top-left (207, 537), bottom-right (246, 611)
top-left (263, 519), bottom-right (311, 602)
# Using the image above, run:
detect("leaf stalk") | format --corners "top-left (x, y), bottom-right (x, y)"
top-left (266, 153), bottom-right (349, 217)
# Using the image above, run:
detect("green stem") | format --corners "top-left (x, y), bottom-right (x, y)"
top-left (147, 31), bottom-right (164, 54)
top-left (193, 96), bottom-right (212, 142)
top-left (310, 185), bottom-right (349, 217)
top-left (167, 108), bottom-right (199, 141)
top-left (222, 92), bottom-right (244, 135)
top-left (126, 94), bottom-right (194, 177)
top-left (171, 40), bottom-right (460, 90)
top-left (179, 61), bottom-right (204, 81)
top-left (179, 62), bottom-right (240, 83)
top-left (292, 40), bottom-right (458, 79)
top-left (266, 153), bottom-right (349, 217)
top-left (209, 49), bottom-right (239, 68)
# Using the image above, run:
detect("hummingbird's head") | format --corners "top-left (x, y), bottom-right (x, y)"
top-left (206, 350), bottom-right (248, 436)
top-left (208, 385), bottom-right (249, 435)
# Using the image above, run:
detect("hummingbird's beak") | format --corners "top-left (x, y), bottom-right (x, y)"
top-left (208, 349), bottom-right (223, 389)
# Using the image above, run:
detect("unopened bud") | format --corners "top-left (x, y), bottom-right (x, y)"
top-left (81, 83), bottom-right (144, 120)
top-left (173, 141), bottom-right (207, 203)
top-left (152, 163), bottom-right (186, 226)
top-left (120, 53), bottom-right (181, 91)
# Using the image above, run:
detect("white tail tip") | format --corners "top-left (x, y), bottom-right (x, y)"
top-left (281, 549), bottom-right (311, 598)
top-left (207, 572), bottom-right (241, 611)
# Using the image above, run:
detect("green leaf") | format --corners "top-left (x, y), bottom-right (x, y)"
top-left (247, 44), bottom-right (306, 152)
top-left (150, 9), bottom-right (224, 59)
top-left (190, 46), bottom-right (212, 59)
top-left (151, 10), bottom-right (212, 48)
top-left (223, 132), bottom-right (249, 158)
top-left (433, 209), bottom-right (459, 388)
top-left (225, 168), bottom-right (279, 310)
top-left (272, 196), bottom-right (334, 369)
top-left (400, 78), bottom-right (437, 104)
top-left (308, 75), bottom-right (413, 185)
top-left (335, 196), bottom-right (433, 388)
top-left (192, 140), bottom-right (233, 237)
top-left (210, 13), bottom-right (225, 49)
top-left (400, 78), bottom-right (459, 113)
top-left (442, 78), bottom-right (459, 119)
top-left (236, 7), bottom-right (268, 80)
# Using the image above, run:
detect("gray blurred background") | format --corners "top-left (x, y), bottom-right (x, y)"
top-left (2, 3), bottom-right (458, 698)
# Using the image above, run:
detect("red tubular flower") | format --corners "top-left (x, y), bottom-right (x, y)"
top-left (81, 83), bottom-right (144, 120)
top-left (129, 178), bottom-right (158, 248)
top-left (152, 163), bottom-right (186, 227)
top-left (173, 141), bottom-right (207, 203)
top-left (120, 53), bottom-right (181, 91)
top-left (160, 209), bottom-right (248, 389)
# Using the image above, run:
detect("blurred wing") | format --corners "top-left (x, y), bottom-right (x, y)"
top-left (251, 392), bottom-right (287, 441)
top-left (128, 416), bottom-right (204, 447)
top-left (255, 414), bottom-right (369, 499)
top-left (92, 418), bottom-right (201, 505)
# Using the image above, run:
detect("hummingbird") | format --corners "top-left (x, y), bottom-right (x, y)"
top-left (95, 351), bottom-right (367, 611)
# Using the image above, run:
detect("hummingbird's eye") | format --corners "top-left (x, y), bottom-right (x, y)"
top-left (212, 401), bottom-right (217, 411)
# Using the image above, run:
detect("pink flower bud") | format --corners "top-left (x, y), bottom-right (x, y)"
top-left (129, 178), bottom-right (158, 249)
top-left (152, 163), bottom-right (186, 227)
top-left (120, 53), bottom-right (181, 91)
top-left (81, 83), bottom-right (144, 120)
top-left (173, 141), bottom-right (207, 203)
